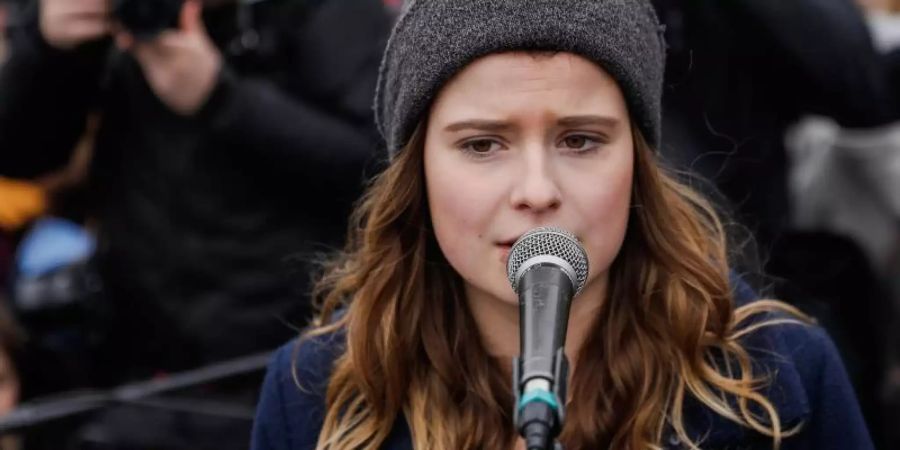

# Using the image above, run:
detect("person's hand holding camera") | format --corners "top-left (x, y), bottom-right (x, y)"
top-left (39, 0), bottom-right (111, 50)
top-left (116, 0), bottom-right (222, 117)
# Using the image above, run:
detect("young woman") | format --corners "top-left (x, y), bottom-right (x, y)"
top-left (251, 1), bottom-right (873, 449)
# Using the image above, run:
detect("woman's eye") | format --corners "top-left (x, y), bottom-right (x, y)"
top-left (561, 134), bottom-right (601, 151)
top-left (461, 139), bottom-right (501, 156)
top-left (564, 136), bottom-right (587, 148)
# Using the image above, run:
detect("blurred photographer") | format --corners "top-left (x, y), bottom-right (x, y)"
top-left (0, 0), bottom-right (390, 403)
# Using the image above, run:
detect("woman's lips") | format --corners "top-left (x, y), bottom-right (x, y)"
top-left (498, 244), bottom-right (513, 264)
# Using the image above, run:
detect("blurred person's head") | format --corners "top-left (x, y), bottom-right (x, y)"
top-left (306, 1), bottom-right (804, 449)
top-left (858, 0), bottom-right (900, 13)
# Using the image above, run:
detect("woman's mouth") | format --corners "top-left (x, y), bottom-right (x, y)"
top-left (497, 243), bottom-right (514, 264)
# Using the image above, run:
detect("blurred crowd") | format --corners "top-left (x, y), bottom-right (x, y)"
top-left (0, 0), bottom-right (898, 449)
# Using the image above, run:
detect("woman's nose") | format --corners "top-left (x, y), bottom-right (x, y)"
top-left (509, 150), bottom-right (562, 214)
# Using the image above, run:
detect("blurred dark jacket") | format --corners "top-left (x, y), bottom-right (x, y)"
top-left (653, 0), bottom-right (898, 244)
top-left (0, 0), bottom-right (392, 379)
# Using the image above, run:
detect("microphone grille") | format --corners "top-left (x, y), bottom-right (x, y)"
top-left (506, 227), bottom-right (589, 295)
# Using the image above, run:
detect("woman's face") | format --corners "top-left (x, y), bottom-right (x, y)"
top-left (424, 52), bottom-right (634, 306)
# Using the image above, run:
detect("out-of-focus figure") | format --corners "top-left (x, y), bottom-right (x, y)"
top-left (0, 0), bottom-right (392, 447)
top-left (787, 0), bottom-right (900, 286)
top-left (861, 0), bottom-right (900, 51)
top-left (653, 0), bottom-right (897, 245)
top-left (1, 0), bottom-right (390, 376)
top-left (653, 0), bottom-right (899, 447)
top-left (787, 2), bottom-right (900, 449)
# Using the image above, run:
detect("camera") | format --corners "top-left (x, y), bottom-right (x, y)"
top-left (113, 0), bottom-right (185, 38)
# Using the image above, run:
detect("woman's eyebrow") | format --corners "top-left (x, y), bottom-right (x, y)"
top-left (557, 115), bottom-right (620, 128)
top-left (443, 115), bottom-right (619, 133)
top-left (444, 119), bottom-right (514, 133)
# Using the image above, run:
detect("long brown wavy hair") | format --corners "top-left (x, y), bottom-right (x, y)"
top-left (303, 122), bottom-right (805, 449)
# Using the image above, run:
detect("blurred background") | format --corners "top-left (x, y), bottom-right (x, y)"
top-left (0, 0), bottom-right (898, 448)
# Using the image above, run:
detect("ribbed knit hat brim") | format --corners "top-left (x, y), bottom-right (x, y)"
top-left (375, 0), bottom-right (666, 157)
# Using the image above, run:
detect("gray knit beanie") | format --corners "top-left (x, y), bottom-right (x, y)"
top-left (374, 0), bottom-right (667, 157)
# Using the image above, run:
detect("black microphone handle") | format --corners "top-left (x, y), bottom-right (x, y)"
top-left (518, 264), bottom-right (574, 387)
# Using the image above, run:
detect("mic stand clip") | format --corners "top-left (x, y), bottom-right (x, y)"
top-left (512, 347), bottom-right (568, 450)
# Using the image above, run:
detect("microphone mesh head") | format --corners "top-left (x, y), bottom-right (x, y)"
top-left (506, 227), bottom-right (589, 295)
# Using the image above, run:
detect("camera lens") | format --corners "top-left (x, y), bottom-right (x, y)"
top-left (113, 0), bottom-right (184, 38)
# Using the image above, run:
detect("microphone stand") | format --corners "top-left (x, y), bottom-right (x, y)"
top-left (0, 350), bottom-right (272, 434)
top-left (512, 347), bottom-right (568, 450)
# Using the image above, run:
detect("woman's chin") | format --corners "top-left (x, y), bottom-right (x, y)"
top-left (488, 287), bottom-right (520, 307)
top-left (462, 279), bottom-right (521, 309)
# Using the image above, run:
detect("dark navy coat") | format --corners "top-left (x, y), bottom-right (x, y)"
top-left (251, 305), bottom-right (874, 450)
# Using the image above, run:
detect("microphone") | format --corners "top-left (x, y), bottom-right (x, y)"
top-left (507, 227), bottom-right (588, 450)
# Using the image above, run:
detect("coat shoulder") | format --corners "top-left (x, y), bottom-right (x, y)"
top-left (690, 300), bottom-right (874, 449)
top-left (251, 331), bottom-right (345, 450)
top-left (769, 317), bottom-right (874, 449)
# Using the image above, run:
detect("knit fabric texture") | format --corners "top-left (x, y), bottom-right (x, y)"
top-left (374, 0), bottom-right (667, 157)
